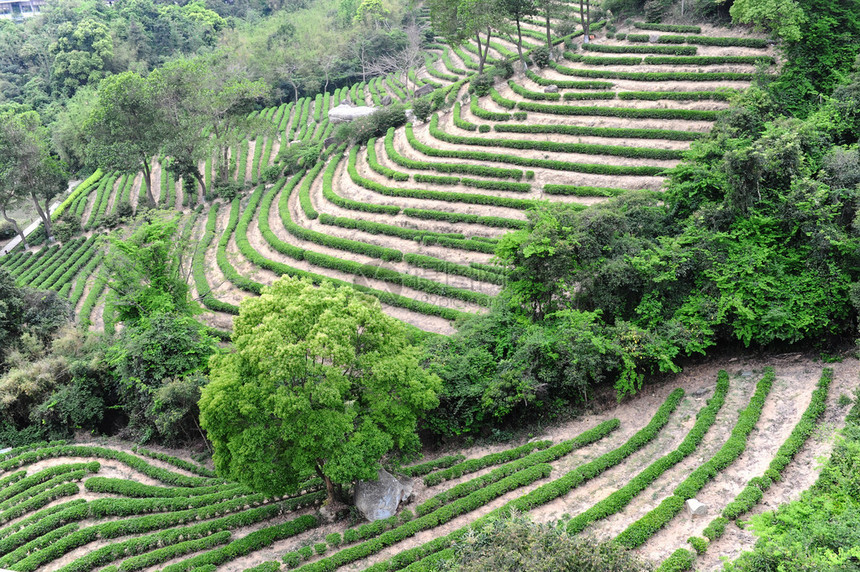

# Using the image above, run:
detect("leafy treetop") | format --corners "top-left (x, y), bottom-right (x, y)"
top-left (199, 276), bottom-right (441, 505)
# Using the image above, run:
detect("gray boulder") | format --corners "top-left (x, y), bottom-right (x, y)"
top-left (354, 469), bottom-right (413, 522)
top-left (328, 103), bottom-right (377, 124)
top-left (0, 447), bottom-right (10, 455)
top-left (544, 84), bottom-right (559, 93)
top-left (685, 498), bottom-right (708, 517)
top-left (381, 95), bottom-right (393, 106)
top-left (405, 109), bottom-right (416, 122)
top-left (415, 84), bottom-right (435, 97)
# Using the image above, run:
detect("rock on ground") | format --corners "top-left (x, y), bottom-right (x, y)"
top-left (354, 469), bottom-right (414, 522)
top-left (328, 103), bottom-right (377, 124)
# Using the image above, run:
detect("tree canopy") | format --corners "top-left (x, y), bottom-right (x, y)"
top-left (199, 276), bottom-right (441, 505)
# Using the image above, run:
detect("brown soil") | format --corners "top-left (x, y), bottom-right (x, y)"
top-left (129, 173), bottom-right (143, 210)
top-left (103, 174), bottom-right (123, 216)
top-left (246, 140), bottom-right (257, 185)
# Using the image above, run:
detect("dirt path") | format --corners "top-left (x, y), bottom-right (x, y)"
top-left (129, 173), bottom-right (142, 210)
top-left (103, 174), bottom-right (123, 216)
top-left (150, 160), bottom-right (163, 205)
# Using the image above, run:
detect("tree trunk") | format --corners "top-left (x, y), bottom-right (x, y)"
top-left (142, 159), bottom-right (156, 208)
top-left (193, 170), bottom-right (206, 204)
top-left (475, 32), bottom-right (484, 75)
top-left (324, 475), bottom-right (337, 506)
top-left (545, 3), bottom-right (552, 49)
top-left (29, 191), bottom-right (52, 243)
top-left (315, 464), bottom-right (338, 506)
top-left (580, 0), bottom-right (591, 42)
top-left (516, 16), bottom-right (527, 69)
top-left (0, 206), bottom-right (26, 249)
top-left (483, 27), bottom-right (493, 72)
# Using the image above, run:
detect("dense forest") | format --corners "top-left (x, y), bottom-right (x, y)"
top-left (0, 0), bottom-right (859, 568)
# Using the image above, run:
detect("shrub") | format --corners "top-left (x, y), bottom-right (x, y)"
top-left (495, 122), bottom-right (701, 141)
top-left (325, 533), bottom-right (341, 548)
top-left (428, 114), bottom-right (681, 159)
top-left (495, 59), bottom-right (514, 79)
top-left (314, 543), bottom-right (327, 555)
top-left (283, 552), bottom-right (301, 568)
top-left (686, 35), bottom-right (768, 48)
top-left (215, 181), bottom-right (242, 201)
top-left (469, 74), bottom-right (493, 96)
top-left (298, 546), bottom-right (313, 560)
top-left (446, 514), bottom-right (650, 571)
top-left (489, 87), bottom-right (517, 109)
top-left (470, 96), bottom-right (509, 121)
top-left (412, 97), bottom-right (432, 122)
top-left (688, 536), bottom-right (708, 555)
top-left (53, 216), bottom-right (82, 243)
top-left (508, 80), bottom-right (560, 101)
top-left (656, 548), bottom-right (696, 572)
top-left (517, 100), bottom-right (719, 121)
top-left (583, 42), bottom-right (697, 55)
top-left (530, 45), bottom-right (551, 68)
top-left (634, 22), bottom-right (701, 33)
top-left (261, 165), bottom-right (281, 183)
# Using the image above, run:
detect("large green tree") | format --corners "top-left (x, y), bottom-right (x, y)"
top-left (0, 108), bottom-right (69, 243)
top-left (84, 71), bottom-right (166, 209)
top-left (199, 276), bottom-right (441, 505)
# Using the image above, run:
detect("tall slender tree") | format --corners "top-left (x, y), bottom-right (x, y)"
top-left (500, 0), bottom-right (539, 68)
top-left (0, 109), bottom-right (69, 243)
top-left (428, 0), bottom-right (501, 75)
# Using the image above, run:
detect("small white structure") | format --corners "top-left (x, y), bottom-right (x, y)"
top-left (0, 0), bottom-right (45, 21)
top-left (328, 103), bottom-right (377, 124)
top-left (685, 498), bottom-right (709, 517)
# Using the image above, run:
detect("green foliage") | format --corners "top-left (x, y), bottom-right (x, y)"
top-left (106, 313), bottom-right (214, 444)
top-left (582, 43), bottom-right (698, 55)
top-left (199, 276), bottom-right (441, 503)
top-left (655, 548), bottom-right (695, 572)
top-left (494, 122), bottom-right (701, 141)
top-left (634, 22), bottom-right (701, 33)
top-left (104, 216), bottom-right (197, 324)
top-left (517, 99), bottom-right (719, 121)
top-left (530, 45), bottom-right (550, 68)
top-left (433, 513), bottom-right (650, 572)
top-left (469, 74), bottom-right (493, 97)
top-left (423, 441), bottom-right (552, 486)
top-left (429, 114), bottom-right (683, 160)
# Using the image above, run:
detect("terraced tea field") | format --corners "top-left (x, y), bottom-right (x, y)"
top-left (0, 8), bottom-right (777, 335)
top-left (7, 14), bottom-right (840, 571)
top-left (1, 358), bottom-right (856, 571)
